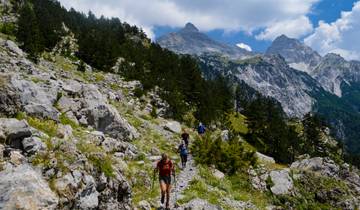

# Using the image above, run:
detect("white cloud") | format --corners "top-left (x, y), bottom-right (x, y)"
top-left (58, 0), bottom-right (320, 40)
top-left (236, 43), bottom-right (252, 52)
top-left (305, 1), bottom-right (360, 60)
top-left (255, 16), bottom-right (314, 40)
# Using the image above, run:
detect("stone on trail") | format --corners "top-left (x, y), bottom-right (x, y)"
top-left (176, 199), bottom-right (222, 210)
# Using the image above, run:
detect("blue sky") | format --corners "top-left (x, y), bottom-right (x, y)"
top-left (60, 0), bottom-right (360, 60)
top-left (154, 0), bottom-right (358, 53)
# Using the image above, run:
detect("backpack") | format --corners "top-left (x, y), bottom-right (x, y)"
top-left (180, 145), bottom-right (188, 156)
top-left (198, 125), bottom-right (205, 134)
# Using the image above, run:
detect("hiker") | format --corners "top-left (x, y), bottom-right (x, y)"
top-left (178, 143), bottom-right (188, 169)
top-left (181, 129), bottom-right (190, 148)
top-left (197, 122), bottom-right (206, 135)
top-left (154, 153), bottom-right (175, 210)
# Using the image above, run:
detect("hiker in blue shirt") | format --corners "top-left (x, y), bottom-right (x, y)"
top-left (178, 143), bottom-right (188, 169)
top-left (197, 122), bottom-right (206, 135)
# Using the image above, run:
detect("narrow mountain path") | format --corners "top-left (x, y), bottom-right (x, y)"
top-left (170, 154), bottom-right (198, 209)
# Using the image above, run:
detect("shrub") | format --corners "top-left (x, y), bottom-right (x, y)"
top-left (191, 134), bottom-right (256, 175)
top-left (150, 106), bottom-right (158, 118)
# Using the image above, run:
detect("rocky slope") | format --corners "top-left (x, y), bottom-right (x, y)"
top-left (157, 23), bottom-right (252, 59)
top-left (198, 54), bottom-right (324, 117)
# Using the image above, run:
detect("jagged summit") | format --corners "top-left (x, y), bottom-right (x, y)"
top-left (266, 34), bottom-right (321, 73)
top-left (157, 23), bottom-right (252, 59)
top-left (181, 22), bottom-right (199, 33)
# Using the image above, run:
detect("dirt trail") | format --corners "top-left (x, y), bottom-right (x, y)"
top-left (169, 155), bottom-right (198, 209)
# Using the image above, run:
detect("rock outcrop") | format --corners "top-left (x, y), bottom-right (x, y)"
top-left (0, 164), bottom-right (59, 210)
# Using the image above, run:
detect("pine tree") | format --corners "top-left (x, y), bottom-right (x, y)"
top-left (16, 3), bottom-right (43, 61)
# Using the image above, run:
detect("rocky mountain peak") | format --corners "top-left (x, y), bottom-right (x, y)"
top-left (266, 34), bottom-right (321, 73)
top-left (157, 23), bottom-right (252, 59)
top-left (323, 53), bottom-right (345, 61)
top-left (181, 22), bottom-right (199, 33)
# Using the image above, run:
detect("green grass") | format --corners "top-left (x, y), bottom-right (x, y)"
top-left (59, 113), bottom-right (78, 129)
top-left (27, 117), bottom-right (58, 137)
top-left (94, 72), bottom-right (105, 82)
top-left (77, 140), bottom-right (115, 177)
top-left (183, 165), bottom-right (271, 209)
top-left (227, 112), bottom-right (249, 135)
top-left (178, 178), bottom-right (225, 207)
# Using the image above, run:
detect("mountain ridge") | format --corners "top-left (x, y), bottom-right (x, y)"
top-left (157, 22), bottom-right (253, 59)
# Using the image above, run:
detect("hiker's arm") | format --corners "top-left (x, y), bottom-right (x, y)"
top-left (154, 161), bottom-right (159, 174)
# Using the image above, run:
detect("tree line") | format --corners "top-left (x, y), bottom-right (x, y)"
top-left (15, 0), bottom-right (233, 124)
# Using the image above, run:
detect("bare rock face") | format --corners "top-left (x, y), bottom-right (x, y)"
top-left (266, 35), bottom-right (321, 74)
top-left (0, 164), bottom-right (59, 210)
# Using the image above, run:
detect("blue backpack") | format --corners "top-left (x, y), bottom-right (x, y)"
top-left (180, 145), bottom-right (188, 156)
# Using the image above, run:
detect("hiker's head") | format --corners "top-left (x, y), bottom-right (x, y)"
top-left (161, 153), bottom-right (168, 161)
top-left (199, 122), bottom-right (203, 126)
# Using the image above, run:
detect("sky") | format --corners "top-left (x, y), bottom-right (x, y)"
top-left (59, 0), bottom-right (360, 60)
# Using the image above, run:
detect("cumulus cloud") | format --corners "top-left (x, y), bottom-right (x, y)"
top-left (58, 0), bottom-right (320, 40)
top-left (305, 1), bottom-right (360, 60)
top-left (236, 43), bottom-right (252, 52)
top-left (255, 16), bottom-right (314, 40)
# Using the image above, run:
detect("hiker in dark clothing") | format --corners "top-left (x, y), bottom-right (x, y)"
top-left (181, 130), bottom-right (190, 148)
top-left (154, 153), bottom-right (175, 210)
top-left (178, 143), bottom-right (188, 169)
top-left (197, 122), bottom-right (206, 135)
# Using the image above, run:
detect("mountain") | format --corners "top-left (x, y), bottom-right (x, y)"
top-left (2, 1), bottom-right (360, 209)
top-left (312, 53), bottom-right (360, 97)
top-left (266, 35), bottom-right (322, 74)
top-left (158, 27), bottom-right (360, 155)
top-left (198, 53), bottom-right (323, 117)
top-left (157, 23), bottom-right (253, 59)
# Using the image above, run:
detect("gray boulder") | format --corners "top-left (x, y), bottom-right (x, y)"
top-left (24, 104), bottom-right (60, 121)
top-left (62, 79), bottom-right (83, 95)
top-left (256, 152), bottom-right (276, 164)
top-left (137, 200), bottom-right (151, 210)
top-left (0, 73), bottom-right (21, 116)
top-left (22, 136), bottom-right (45, 154)
top-left (76, 185), bottom-right (99, 210)
top-left (221, 130), bottom-right (229, 141)
top-left (291, 157), bottom-right (340, 177)
top-left (5, 40), bottom-right (24, 56)
top-left (176, 199), bottom-right (222, 210)
top-left (0, 118), bottom-right (32, 148)
top-left (269, 169), bottom-right (294, 195)
top-left (0, 164), bottom-right (58, 210)
top-left (81, 84), bottom-right (139, 141)
top-left (164, 121), bottom-right (182, 133)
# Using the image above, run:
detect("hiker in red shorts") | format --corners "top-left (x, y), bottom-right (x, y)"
top-left (154, 153), bottom-right (175, 210)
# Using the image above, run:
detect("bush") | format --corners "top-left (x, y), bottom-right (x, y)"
top-left (0, 22), bottom-right (16, 36)
top-left (191, 134), bottom-right (256, 175)
top-left (150, 106), bottom-right (158, 118)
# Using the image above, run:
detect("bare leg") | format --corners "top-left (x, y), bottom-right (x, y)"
top-left (160, 181), bottom-right (167, 204)
top-left (166, 184), bottom-right (171, 209)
